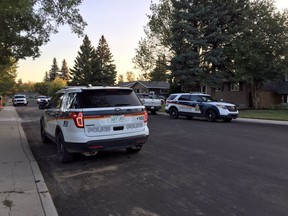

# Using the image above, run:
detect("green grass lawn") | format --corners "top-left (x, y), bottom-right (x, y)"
top-left (239, 109), bottom-right (288, 121)
top-left (160, 105), bottom-right (288, 121)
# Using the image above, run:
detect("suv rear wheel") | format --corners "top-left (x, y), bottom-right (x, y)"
top-left (56, 132), bottom-right (74, 163)
top-left (126, 147), bottom-right (142, 153)
top-left (169, 107), bottom-right (179, 119)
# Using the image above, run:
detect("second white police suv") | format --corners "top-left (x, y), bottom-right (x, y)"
top-left (165, 92), bottom-right (238, 122)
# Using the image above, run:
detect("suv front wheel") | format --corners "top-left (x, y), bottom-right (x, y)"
top-left (56, 132), bottom-right (74, 163)
top-left (206, 110), bottom-right (217, 122)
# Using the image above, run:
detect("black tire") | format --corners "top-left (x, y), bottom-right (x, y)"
top-left (206, 110), bottom-right (217, 122)
top-left (224, 118), bottom-right (232, 122)
top-left (169, 107), bottom-right (179, 119)
top-left (40, 122), bottom-right (50, 144)
top-left (56, 132), bottom-right (74, 163)
top-left (151, 110), bottom-right (157, 115)
top-left (126, 146), bottom-right (142, 153)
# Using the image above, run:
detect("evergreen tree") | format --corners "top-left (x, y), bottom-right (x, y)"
top-left (60, 59), bottom-right (71, 81)
top-left (49, 58), bottom-right (59, 81)
top-left (150, 54), bottom-right (168, 81)
top-left (93, 35), bottom-right (117, 86)
top-left (43, 71), bottom-right (49, 82)
top-left (169, 0), bottom-right (248, 92)
top-left (70, 35), bottom-right (95, 86)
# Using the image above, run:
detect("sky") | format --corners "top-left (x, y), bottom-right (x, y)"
top-left (17, 0), bottom-right (288, 83)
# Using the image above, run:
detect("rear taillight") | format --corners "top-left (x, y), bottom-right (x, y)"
top-left (70, 112), bottom-right (84, 128)
top-left (144, 109), bottom-right (148, 123)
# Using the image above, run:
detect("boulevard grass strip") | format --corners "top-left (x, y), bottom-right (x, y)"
top-left (239, 109), bottom-right (288, 121)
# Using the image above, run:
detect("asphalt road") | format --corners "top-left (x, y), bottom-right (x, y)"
top-left (16, 100), bottom-right (288, 216)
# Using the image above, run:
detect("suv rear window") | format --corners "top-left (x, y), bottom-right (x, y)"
top-left (79, 89), bottom-right (142, 108)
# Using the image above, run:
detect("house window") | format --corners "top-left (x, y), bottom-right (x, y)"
top-left (231, 83), bottom-right (240, 91)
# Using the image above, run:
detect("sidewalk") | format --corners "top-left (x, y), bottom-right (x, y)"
top-left (235, 117), bottom-right (288, 126)
top-left (0, 104), bottom-right (58, 216)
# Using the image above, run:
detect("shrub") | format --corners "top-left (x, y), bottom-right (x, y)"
top-left (270, 103), bottom-right (288, 110)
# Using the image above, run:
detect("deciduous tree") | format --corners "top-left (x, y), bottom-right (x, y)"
top-left (0, 0), bottom-right (86, 63)
top-left (233, 0), bottom-right (288, 108)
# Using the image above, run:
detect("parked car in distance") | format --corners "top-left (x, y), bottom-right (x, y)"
top-left (165, 92), bottom-right (238, 122)
top-left (12, 94), bottom-right (28, 106)
top-left (136, 93), bottom-right (163, 114)
top-left (37, 95), bottom-right (50, 104)
top-left (39, 85), bottom-right (149, 163)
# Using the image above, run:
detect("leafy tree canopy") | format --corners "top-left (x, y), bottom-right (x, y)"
top-left (0, 0), bottom-right (86, 63)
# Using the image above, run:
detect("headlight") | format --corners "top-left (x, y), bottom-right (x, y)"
top-left (216, 104), bottom-right (228, 109)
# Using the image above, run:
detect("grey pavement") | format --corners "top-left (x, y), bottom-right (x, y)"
top-left (159, 111), bottom-right (288, 126)
top-left (0, 104), bottom-right (58, 216)
top-left (0, 104), bottom-right (287, 216)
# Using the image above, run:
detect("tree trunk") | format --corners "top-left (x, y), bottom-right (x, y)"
top-left (250, 84), bottom-right (260, 109)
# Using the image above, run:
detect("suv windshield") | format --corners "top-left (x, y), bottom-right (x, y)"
top-left (14, 95), bottom-right (26, 99)
top-left (79, 89), bottom-right (142, 108)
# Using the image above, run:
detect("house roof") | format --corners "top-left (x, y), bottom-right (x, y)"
top-left (116, 81), bottom-right (136, 88)
top-left (117, 81), bottom-right (169, 89)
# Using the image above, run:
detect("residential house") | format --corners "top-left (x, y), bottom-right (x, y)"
top-left (205, 79), bottom-right (288, 109)
top-left (117, 81), bottom-right (170, 97)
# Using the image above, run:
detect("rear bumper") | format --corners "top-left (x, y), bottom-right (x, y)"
top-left (65, 135), bottom-right (149, 153)
top-left (145, 106), bottom-right (161, 111)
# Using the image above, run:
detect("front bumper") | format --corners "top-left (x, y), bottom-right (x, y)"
top-left (65, 134), bottom-right (149, 153)
top-left (220, 114), bottom-right (238, 119)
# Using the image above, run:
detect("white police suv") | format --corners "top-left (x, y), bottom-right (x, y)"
top-left (165, 92), bottom-right (238, 122)
top-left (39, 86), bottom-right (149, 163)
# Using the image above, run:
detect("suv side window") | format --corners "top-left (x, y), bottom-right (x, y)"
top-left (178, 95), bottom-right (190, 101)
top-left (50, 93), bottom-right (64, 109)
top-left (66, 93), bottom-right (78, 109)
top-left (190, 95), bottom-right (203, 102)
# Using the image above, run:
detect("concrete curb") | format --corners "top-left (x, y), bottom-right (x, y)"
top-left (157, 111), bottom-right (288, 126)
top-left (15, 107), bottom-right (58, 216)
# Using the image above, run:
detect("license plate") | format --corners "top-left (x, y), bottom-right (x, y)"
top-left (111, 115), bottom-right (125, 123)
top-left (87, 126), bottom-right (110, 133)
top-left (151, 106), bottom-right (154, 109)
top-left (127, 123), bottom-right (143, 129)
